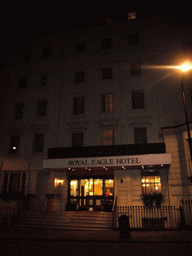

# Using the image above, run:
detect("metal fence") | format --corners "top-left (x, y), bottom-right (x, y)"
top-left (181, 199), bottom-right (192, 227)
top-left (113, 205), bottom-right (181, 230)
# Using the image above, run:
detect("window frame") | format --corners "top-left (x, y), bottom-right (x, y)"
top-left (102, 67), bottom-right (113, 80)
top-left (101, 129), bottom-right (114, 146)
top-left (141, 171), bottom-right (161, 194)
top-left (101, 93), bottom-right (114, 112)
top-left (134, 127), bottom-right (148, 144)
top-left (14, 102), bottom-right (24, 119)
top-left (75, 70), bottom-right (85, 83)
top-left (33, 133), bottom-right (45, 153)
top-left (73, 97), bottom-right (84, 115)
top-left (132, 91), bottom-right (145, 109)
top-left (17, 77), bottom-right (27, 89)
top-left (9, 135), bottom-right (20, 154)
top-left (37, 99), bottom-right (48, 117)
top-left (72, 132), bottom-right (84, 147)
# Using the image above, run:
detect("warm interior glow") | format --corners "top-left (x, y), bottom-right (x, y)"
top-left (54, 178), bottom-right (64, 187)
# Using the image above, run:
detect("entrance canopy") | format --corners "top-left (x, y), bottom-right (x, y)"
top-left (43, 153), bottom-right (171, 171)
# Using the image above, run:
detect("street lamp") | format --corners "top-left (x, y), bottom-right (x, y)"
top-left (179, 62), bottom-right (192, 182)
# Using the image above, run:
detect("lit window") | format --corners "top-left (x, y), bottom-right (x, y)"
top-left (9, 135), bottom-right (20, 154)
top-left (128, 11), bottom-right (136, 20)
top-left (102, 94), bottom-right (113, 112)
top-left (141, 172), bottom-right (161, 194)
top-left (102, 130), bottom-right (114, 146)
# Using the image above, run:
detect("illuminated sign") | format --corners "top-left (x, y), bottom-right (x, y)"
top-left (43, 153), bottom-right (171, 169)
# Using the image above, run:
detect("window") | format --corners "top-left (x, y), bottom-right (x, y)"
top-left (14, 102), bottom-right (24, 119)
top-left (72, 132), bottom-right (83, 147)
top-left (75, 71), bottom-right (85, 83)
top-left (128, 11), bottom-right (136, 20)
top-left (102, 130), bottom-right (114, 145)
top-left (18, 77), bottom-right (27, 89)
top-left (102, 94), bottom-right (113, 112)
top-left (33, 133), bottom-right (45, 153)
top-left (76, 42), bottom-right (86, 54)
top-left (141, 171), bottom-right (161, 194)
top-left (23, 49), bottom-right (32, 61)
top-left (102, 68), bottom-right (112, 80)
top-left (131, 64), bottom-right (141, 76)
top-left (132, 91), bottom-right (145, 109)
top-left (2, 172), bottom-right (26, 194)
top-left (74, 97), bottom-right (84, 114)
top-left (127, 33), bottom-right (139, 45)
top-left (9, 135), bottom-right (20, 154)
top-left (43, 46), bottom-right (52, 58)
top-left (101, 38), bottom-right (112, 50)
top-left (134, 127), bottom-right (147, 144)
top-left (41, 75), bottom-right (48, 87)
top-left (37, 99), bottom-right (47, 117)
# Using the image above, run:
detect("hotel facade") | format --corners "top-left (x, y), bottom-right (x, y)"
top-left (0, 9), bottom-right (192, 212)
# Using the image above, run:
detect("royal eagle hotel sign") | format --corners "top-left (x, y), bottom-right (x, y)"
top-left (43, 153), bottom-right (171, 169)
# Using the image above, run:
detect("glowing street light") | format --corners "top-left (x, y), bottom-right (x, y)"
top-left (179, 62), bottom-right (192, 72)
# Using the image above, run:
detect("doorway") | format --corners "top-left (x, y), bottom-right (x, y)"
top-left (68, 177), bottom-right (114, 211)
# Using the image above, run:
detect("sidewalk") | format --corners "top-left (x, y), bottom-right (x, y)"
top-left (0, 228), bottom-right (192, 243)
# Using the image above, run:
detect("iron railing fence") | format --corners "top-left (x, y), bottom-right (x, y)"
top-left (181, 199), bottom-right (192, 226)
top-left (113, 205), bottom-right (181, 230)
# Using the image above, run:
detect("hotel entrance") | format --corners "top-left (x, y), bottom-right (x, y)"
top-left (67, 177), bottom-right (114, 211)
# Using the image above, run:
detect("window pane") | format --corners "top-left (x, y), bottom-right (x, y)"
top-left (141, 175), bottom-right (161, 194)
top-left (102, 130), bottom-right (114, 145)
top-left (134, 127), bottom-right (147, 144)
top-left (14, 102), bottom-right (24, 119)
top-left (105, 179), bottom-right (114, 196)
top-left (33, 134), bottom-right (44, 153)
top-left (74, 97), bottom-right (84, 114)
top-left (102, 94), bottom-right (113, 112)
top-left (80, 179), bottom-right (89, 197)
top-left (41, 75), bottom-right (47, 87)
top-left (72, 133), bottom-right (83, 147)
top-left (102, 68), bottom-right (112, 79)
top-left (132, 91), bottom-right (144, 109)
top-left (37, 100), bottom-right (47, 117)
top-left (94, 179), bottom-right (103, 196)
top-left (75, 71), bottom-right (85, 83)
top-left (9, 135), bottom-right (20, 154)
top-left (18, 77), bottom-right (27, 89)
top-left (70, 180), bottom-right (78, 196)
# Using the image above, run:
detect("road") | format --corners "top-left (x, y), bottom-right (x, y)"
top-left (1, 240), bottom-right (192, 256)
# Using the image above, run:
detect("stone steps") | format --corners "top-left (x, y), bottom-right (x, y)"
top-left (13, 211), bottom-right (113, 231)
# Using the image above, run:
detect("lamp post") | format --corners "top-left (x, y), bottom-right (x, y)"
top-left (179, 63), bottom-right (192, 182)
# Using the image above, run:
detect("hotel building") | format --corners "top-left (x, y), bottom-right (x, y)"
top-left (0, 8), bottom-right (192, 212)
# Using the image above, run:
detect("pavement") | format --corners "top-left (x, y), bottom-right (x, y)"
top-left (0, 228), bottom-right (192, 243)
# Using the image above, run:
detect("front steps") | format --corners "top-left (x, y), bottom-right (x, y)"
top-left (13, 211), bottom-right (113, 231)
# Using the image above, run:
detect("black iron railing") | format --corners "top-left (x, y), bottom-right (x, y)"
top-left (113, 205), bottom-right (181, 230)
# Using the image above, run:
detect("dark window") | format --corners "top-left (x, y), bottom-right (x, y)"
top-left (72, 133), bottom-right (83, 147)
top-left (131, 65), bottom-right (141, 76)
top-left (134, 127), bottom-right (147, 144)
top-left (41, 75), bottom-right (48, 87)
top-left (14, 102), bottom-right (24, 119)
top-left (76, 42), bottom-right (86, 54)
top-left (18, 77), bottom-right (27, 89)
top-left (127, 33), bottom-right (139, 45)
top-left (75, 71), bottom-right (85, 83)
top-left (132, 91), bottom-right (145, 109)
top-left (23, 49), bottom-right (32, 61)
top-left (102, 68), bottom-right (112, 80)
top-left (74, 97), bottom-right (84, 114)
top-left (102, 94), bottom-right (113, 112)
top-left (37, 100), bottom-right (47, 117)
top-left (101, 38), bottom-right (112, 50)
top-left (33, 134), bottom-right (45, 153)
top-left (43, 46), bottom-right (52, 58)
top-left (9, 135), bottom-right (20, 154)
top-left (2, 172), bottom-right (26, 194)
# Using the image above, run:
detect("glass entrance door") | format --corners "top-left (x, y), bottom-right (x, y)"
top-left (68, 177), bottom-right (114, 211)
